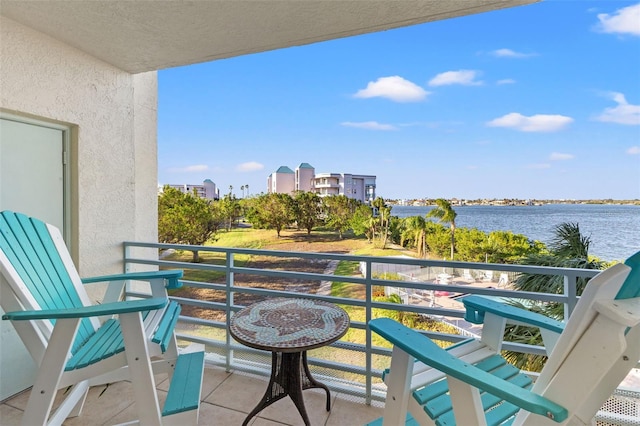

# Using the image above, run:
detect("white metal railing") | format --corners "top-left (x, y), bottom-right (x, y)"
top-left (123, 241), bottom-right (600, 404)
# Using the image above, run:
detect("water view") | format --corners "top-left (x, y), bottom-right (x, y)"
top-left (392, 204), bottom-right (640, 262)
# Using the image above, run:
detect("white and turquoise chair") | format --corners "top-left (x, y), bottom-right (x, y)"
top-left (0, 211), bottom-right (204, 425)
top-left (369, 251), bottom-right (640, 425)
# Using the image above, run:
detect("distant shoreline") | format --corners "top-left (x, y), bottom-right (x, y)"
top-left (387, 199), bottom-right (640, 207)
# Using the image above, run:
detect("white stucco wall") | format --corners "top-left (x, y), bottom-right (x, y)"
top-left (296, 167), bottom-right (315, 192)
top-left (0, 16), bottom-right (158, 276)
top-left (274, 172), bottom-right (295, 195)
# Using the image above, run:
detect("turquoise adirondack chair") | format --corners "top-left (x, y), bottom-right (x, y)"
top-left (0, 211), bottom-right (205, 425)
top-left (369, 251), bottom-right (640, 425)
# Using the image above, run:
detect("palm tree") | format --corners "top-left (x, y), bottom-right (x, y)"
top-left (372, 197), bottom-right (392, 248)
top-left (513, 222), bottom-right (603, 296)
top-left (401, 216), bottom-right (428, 258)
top-left (427, 198), bottom-right (457, 260)
top-left (245, 184), bottom-right (249, 196)
top-left (228, 185), bottom-right (233, 196)
top-left (240, 185), bottom-right (245, 198)
top-left (504, 222), bottom-right (605, 371)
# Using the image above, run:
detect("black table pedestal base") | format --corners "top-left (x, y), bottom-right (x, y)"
top-left (242, 351), bottom-right (331, 426)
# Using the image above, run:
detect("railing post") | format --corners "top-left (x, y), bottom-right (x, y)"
top-left (123, 242), bottom-right (130, 273)
top-left (564, 273), bottom-right (578, 319)
top-left (226, 251), bottom-right (234, 372)
top-left (365, 259), bottom-right (373, 405)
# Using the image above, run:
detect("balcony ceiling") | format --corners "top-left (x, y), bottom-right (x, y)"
top-left (0, 0), bottom-right (537, 74)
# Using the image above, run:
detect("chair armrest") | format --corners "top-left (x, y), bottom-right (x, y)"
top-left (81, 270), bottom-right (183, 289)
top-left (2, 298), bottom-right (168, 321)
top-left (369, 317), bottom-right (568, 423)
top-left (463, 295), bottom-right (564, 334)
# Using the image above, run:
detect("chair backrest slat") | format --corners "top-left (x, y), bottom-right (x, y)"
top-left (616, 251), bottom-right (640, 300)
top-left (1, 212), bottom-right (61, 310)
top-left (0, 211), bottom-right (95, 351)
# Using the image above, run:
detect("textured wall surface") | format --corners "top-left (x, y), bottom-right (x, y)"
top-left (0, 16), bottom-right (158, 276)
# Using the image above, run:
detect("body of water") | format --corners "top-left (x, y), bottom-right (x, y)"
top-left (391, 204), bottom-right (640, 262)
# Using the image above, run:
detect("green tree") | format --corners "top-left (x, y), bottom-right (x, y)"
top-left (219, 193), bottom-right (241, 231)
top-left (350, 204), bottom-right (375, 242)
top-left (451, 227), bottom-right (488, 262)
top-left (294, 191), bottom-right (322, 235)
top-left (427, 199), bottom-right (457, 260)
top-left (253, 192), bottom-right (295, 237)
top-left (452, 228), bottom-right (543, 263)
top-left (209, 201), bottom-right (227, 234)
top-left (423, 222), bottom-right (450, 258)
top-left (158, 186), bottom-right (217, 262)
top-left (323, 195), bottom-right (357, 239)
top-left (243, 195), bottom-right (268, 229)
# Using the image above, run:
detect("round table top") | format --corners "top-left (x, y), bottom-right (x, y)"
top-left (229, 298), bottom-right (350, 352)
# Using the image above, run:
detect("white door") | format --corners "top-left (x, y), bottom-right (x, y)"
top-left (0, 116), bottom-right (68, 400)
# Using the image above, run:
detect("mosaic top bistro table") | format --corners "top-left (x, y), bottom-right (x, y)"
top-left (229, 298), bottom-right (350, 426)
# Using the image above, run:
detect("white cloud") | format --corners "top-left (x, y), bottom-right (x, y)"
top-left (549, 152), bottom-right (574, 161)
top-left (490, 48), bottom-right (536, 58)
top-left (595, 3), bottom-right (640, 36)
top-left (526, 163), bottom-right (552, 169)
top-left (236, 161), bottom-right (264, 172)
top-left (628, 146), bottom-right (640, 155)
top-left (593, 92), bottom-right (640, 125)
top-left (486, 112), bottom-right (574, 132)
top-left (496, 79), bottom-right (516, 85)
top-left (341, 121), bottom-right (397, 131)
top-left (168, 164), bottom-right (208, 173)
top-left (353, 76), bottom-right (428, 102)
top-left (428, 70), bottom-right (483, 87)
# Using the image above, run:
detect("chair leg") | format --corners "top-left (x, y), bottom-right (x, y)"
top-left (448, 375), bottom-right (487, 426)
top-left (382, 346), bottom-right (414, 426)
top-left (22, 318), bottom-right (80, 426)
top-left (47, 381), bottom-right (90, 425)
top-left (67, 381), bottom-right (90, 418)
top-left (119, 312), bottom-right (162, 425)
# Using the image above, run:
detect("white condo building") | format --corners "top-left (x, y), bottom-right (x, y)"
top-left (267, 163), bottom-right (376, 204)
top-left (162, 179), bottom-right (219, 200)
top-left (313, 172), bottom-right (376, 203)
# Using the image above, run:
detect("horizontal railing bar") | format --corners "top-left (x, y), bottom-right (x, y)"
top-left (179, 280), bottom-right (227, 290)
top-left (125, 241), bottom-right (599, 277)
top-left (176, 316), bottom-right (221, 328)
top-left (175, 333), bottom-right (223, 349)
top-left (169, 296), bottom-right (223, 310)
top-left (231, 266), bottom-right (370, 285)
top-left (127, 257), bottom-right (227, 272)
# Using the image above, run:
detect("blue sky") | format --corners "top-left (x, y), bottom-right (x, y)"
top-left (158, 0), bottom-right (640, 200)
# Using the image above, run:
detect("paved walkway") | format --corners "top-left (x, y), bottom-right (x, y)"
top-left (316, 259), bottom-right (340, 295)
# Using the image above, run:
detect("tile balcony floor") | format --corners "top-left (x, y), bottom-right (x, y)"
top-left (0, 364), bottom-right (384, 426)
